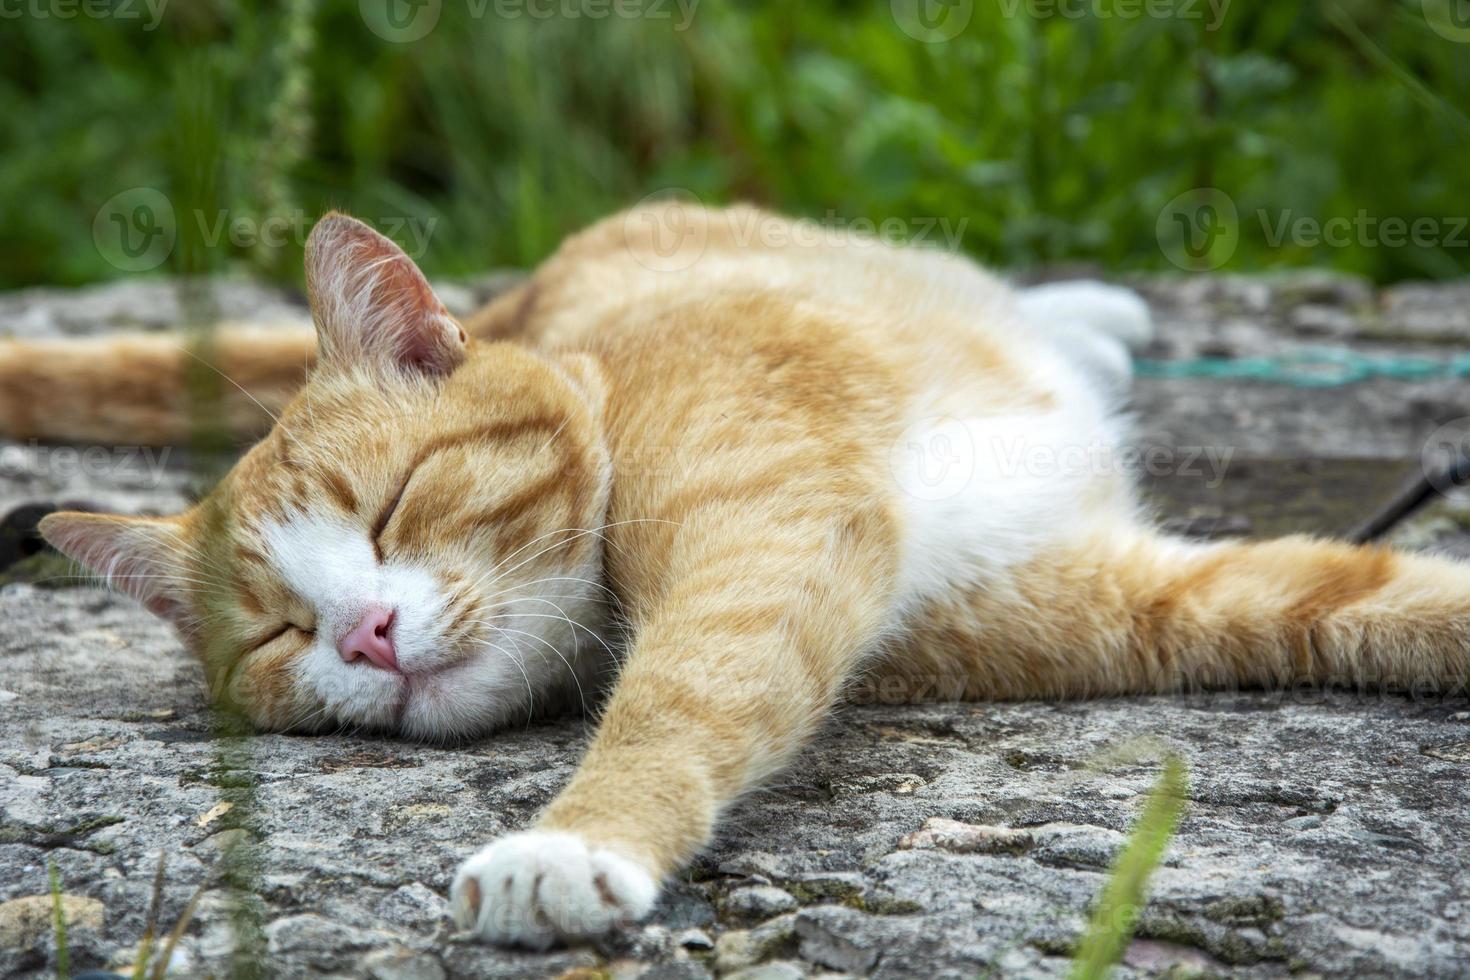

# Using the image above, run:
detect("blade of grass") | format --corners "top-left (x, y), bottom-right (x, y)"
top-left (131, 852), bottom-right (169, 980)
top-left (150, 880), bottom-right (208, 980)
top-left (1325, 3), bottom-right (1470, 138)
top-left (49, 859), bottom-right (70, 980)
top-left (249, 0), bottom-right (316, 278)
top-left (1069, 755), bottom-right (1189, 980)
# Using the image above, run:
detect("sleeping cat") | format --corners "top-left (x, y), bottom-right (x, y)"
top-left (5, 204), bottom-right (1469, 949)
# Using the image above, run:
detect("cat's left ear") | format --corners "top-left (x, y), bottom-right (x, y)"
top-left (38, 512), bottom-right (191, 624)
top-left (305, 212), bottom-right (468, 378)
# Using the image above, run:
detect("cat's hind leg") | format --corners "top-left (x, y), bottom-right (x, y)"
top-left (882, 528), bottom-right (1470, 702)
top-left (1018, 281), bottom-right (1154, 351)
top-left (1016, 281), bottom-right (1154, 394)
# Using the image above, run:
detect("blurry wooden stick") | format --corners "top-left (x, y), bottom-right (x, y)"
top-left (1350, 453), bottom-right (1470, 544)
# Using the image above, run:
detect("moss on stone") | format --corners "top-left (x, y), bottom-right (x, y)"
top-left (0, 550), bottom-right (81, 589)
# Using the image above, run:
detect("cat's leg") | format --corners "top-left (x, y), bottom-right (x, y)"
top-left (1018, 281), bottom-right (1154, 351)
top-left (1016, 282), bottom-right (1154, 394)
top-left (882, 527), bottom-right (1470, 701)
top-left (450, 501), bottom-right (898, 948)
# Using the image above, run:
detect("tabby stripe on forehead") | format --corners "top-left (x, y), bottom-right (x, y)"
top-left (420, 415), bottom-right (566, 461)
top-left (372, 415), bottom-right (565, 560)
top-left (317, 468), bottom-right (360, 514)
top-left (451, 469), bottom-right (568, 540)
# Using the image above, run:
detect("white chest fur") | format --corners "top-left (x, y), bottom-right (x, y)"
top-left (889, 280), bottom-right (1151, 611)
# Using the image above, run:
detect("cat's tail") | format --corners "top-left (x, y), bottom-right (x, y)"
top-left (0, 325), bottom-right (316, 445)
top-left (896, 529), bottom-right (1470, 701)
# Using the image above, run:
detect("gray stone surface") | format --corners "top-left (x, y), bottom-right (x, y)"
top-left (5, 272), bottom-right (1470, 978)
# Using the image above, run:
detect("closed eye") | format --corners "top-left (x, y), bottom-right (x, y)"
top-left (371, 466), bottom-right (415, 560)
top-left (372, 430), bottom-right (515, 559)
top-left (247, 623), bottom-right (313, 654)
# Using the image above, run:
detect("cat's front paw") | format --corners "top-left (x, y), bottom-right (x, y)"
top-left (450, 830), bottom-right (658, 949)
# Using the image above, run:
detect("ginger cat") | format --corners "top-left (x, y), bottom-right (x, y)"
top-left (5, 204), bottom-right (1469, 949)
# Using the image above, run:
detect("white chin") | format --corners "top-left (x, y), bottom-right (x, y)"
top-left (396, 659), bottom-right (535, 742)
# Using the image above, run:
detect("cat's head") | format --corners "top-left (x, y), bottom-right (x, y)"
top-left (39, 213), bottom-right (613, 740)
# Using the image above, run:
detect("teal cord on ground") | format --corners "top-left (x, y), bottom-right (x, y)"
top-left (1133, 348), bottom-right (1470, 388)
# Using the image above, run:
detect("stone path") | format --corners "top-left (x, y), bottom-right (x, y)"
top-left (4, 274), bottom-right (1470, 978)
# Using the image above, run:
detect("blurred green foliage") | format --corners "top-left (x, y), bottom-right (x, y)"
top-left (1, 0), bottom-right (1467, 288)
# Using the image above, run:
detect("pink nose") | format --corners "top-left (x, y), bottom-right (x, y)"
top-left (338, 607), bottom-right (399, 672)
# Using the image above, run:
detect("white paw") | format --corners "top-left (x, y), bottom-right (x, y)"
top-left (1019, 281), bottom-right (1155, 351)
top-left (450, 830), bottom-right (658, 949)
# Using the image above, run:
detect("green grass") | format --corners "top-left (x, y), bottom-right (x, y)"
top-left (48, 852), bottom-right (206, 980)
top-left (49, 859), bottom-right (70, 980)
top-left (1069, 755), bottom-right (1190, 980)
top-left (1, 1), bottom-right (1467, 289)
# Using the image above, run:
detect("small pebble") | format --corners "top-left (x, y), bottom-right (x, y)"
top-left (675, 927), bottom-right (715, 950)
top-left (1284, 815), bottom-right (1323, 831)
top-left (723, 885), bottom-right (798, 922)
top-left (726, 964), bottom-right (806, 980)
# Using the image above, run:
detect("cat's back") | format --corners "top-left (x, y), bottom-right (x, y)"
top-left (482, 203), bottom-right (1134, 604)
top-left (495, 201), bottom-right (1020, 350)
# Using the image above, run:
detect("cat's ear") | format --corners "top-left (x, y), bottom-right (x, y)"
top-left (305, 212), bottom-right (468, 378)
top-left (38, 512), bottom-right (190, 622)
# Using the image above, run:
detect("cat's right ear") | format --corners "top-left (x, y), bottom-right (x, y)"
top-left (304, 212), bottom-right (468, 379)
top-left (38, 512), bottom-right (190, 624)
